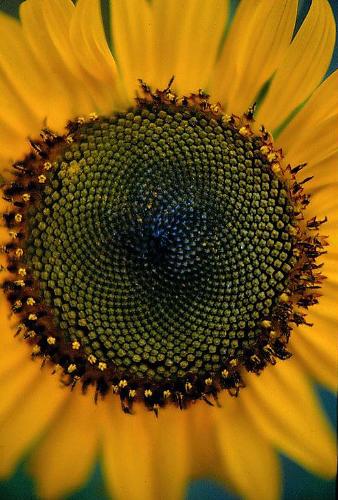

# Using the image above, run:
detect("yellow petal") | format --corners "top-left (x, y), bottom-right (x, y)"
top-left (278, 71), bottom-right (338, 158)
top-left (292, 320), bottom-right (337, 391)
top-left (0, 368), bottom-right (69, 477)
top-left (19, 0), bottom-right (94, 128)
top-left (29, 387), bottom-right (99, 499)
top-left (153, 0), bottom-right (229, 95)
top-left (213, 396), bottom-right (280, 500)
top-left (70, 0), bottom-right (127, 112)
top-left (111, 0), bottom-right (154, 101)
top-left (188, 403), bottom-right (225, 481)
top-left (257, 0), bottom-right (336, 132)
top-left (100, 398), bottom-right (156, 500)
top-left (0, 357), bottom-right (40, 423)
top-left (211, 0), bottom-right (298, 114)
top-left (111, 0), bottom-right (229, 99)
top-left (0, 14), bottom-right (43, 133)
top-left (241, 358), bottom-right (336, 477)
top-left (144, 404), bottom-right (190, 500)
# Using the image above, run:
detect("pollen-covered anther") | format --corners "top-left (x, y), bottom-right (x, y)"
top-left (119, 379), bottom-right (128, 389)
top-left (87, 354), bottom-right (97, 364)
top-left (32, 345), bottom-right (41, 355)
top-left (38, 175), bottom-right (47, 184)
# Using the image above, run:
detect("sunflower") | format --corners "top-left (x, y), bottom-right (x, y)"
top-left (0, 0), bottom-right (337, 499)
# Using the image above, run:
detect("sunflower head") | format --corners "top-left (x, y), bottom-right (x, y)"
top-left (1, 80), bottom-right (328, 414)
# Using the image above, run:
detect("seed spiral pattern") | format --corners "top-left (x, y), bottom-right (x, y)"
top-left (23, 106), bottom-right (294, 382)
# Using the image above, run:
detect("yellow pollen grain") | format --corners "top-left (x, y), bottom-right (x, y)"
top-left (9, 231), bottom-right (17, 239)
top-left (230, 359), bottom-right (238, 367)
top-left (271, 163), bottom-right (281, 175)
top-left (32, 345), bottom-right (41, 354)
top-left (22, 193), bottom-right (31, 202)
top-left (163, 389), bottom-right (171, 398)
top-left (28, 313), bottom-right (38, 321)
top-left (87, 354), bottom-right (97, 364)
top-left (267, 152), bottom-right (277, 162)
top-left (185, 382), bottom-right (193, 392)
top-left (38, 175), bottom-right (46, 184)
top-left (14, 279), bottom-right (25, 287)
top-left (119, 379), bottom-right (128, 388)
top-left (77, 117), bottom-right (86, 124)
top-left (144, 389), bottom-right (153, 397)
top-left (26, 297), bottom-right (35, 306)
top-left (112, 385), bottom-right (119, 393)
top-left (27, 330), bottom-right (36, 338)
top-left (279, 292), bottom-right (289, 303)
top-left (98, 362), bottom-right (107, 371)
top-left (210, 104), bottom-right (220, 113)
top-left (18, 268), bottom-right (26, 276)
top-left (261, 319), bottom-right (272, 328)
top-left (129, 389), bottom-right (136, 398)
top-left (72, 340), bottom-right (80, 350)
top-left (47, 336), bottom-right (56, 345)
top-left (205, 377), bottom-right (213, 386)
top-left (260, 145), bottom-right (270, 155)
top-left (15, 248), bottom-right (24, 257)
top-left (239, 126), bottom-right (249, 136)
top-left (43, 161), bottom-right (52, 170)
top-left (221, 369), bottom-right (229, 378)
top-left (89, 112), bottom-right (98, 121)
top-left (67, 364), bottom-right (77, 374)
top-left (221, 114), bottom-right (231, 123)
top-left (66, 135), bottom-right (74, 144)
top-left (15, 214), bottom-right (22, 223)
top-left (14, 300), bottom-right (22, 308)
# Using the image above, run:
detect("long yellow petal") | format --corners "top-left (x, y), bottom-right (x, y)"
top-left (70, 0), bottom-right (127, 112)
top-left (292, 321), bottom-right (337, 391)
top-left (211, 0), bottom-right (297, 114)
top-left (19, 0), bottom-right (94, 128)
top-left (242, 359), bottom-right (336, 477)
top-left (111, 0), bottom-right (229, 99)
top-left (257, 0), bottom-right (336, 132)
top-left (101, 398), bottom-right (156, 500)
top-left (153, 0), bottom-right (229, 95)
top-left (29, 387), bottom-right (99, 499)
top-left (0, 14), bottom-right (44, 132)
top-left (0, 369), bottom-right (69, 477)
top-left (0, 358), bottom-right (40, 423)
top-left (213, 396), bottom-right (280, 500)
top-left (111, 0), bottom-right (154, 101)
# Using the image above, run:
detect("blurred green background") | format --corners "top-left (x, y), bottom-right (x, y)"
top-left (0, 1), bottom-right (336, 498)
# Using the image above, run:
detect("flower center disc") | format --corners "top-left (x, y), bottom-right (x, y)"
top-left (4, 87), bottom-right (324, 413)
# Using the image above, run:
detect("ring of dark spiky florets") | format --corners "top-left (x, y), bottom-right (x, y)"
top-left (1, 81), bottom-right (328, 415)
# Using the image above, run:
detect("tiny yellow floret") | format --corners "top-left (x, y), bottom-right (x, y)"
top-left (72, 340), bottom-right (81, 350)
top-left (26, 297), bottom-right (36, 306)
top-left (47, 336), bottom-right (56, 345)
top-left (67, 363), bottom-right (77, 374)
top-left (261, 319), bottom-right (272, 328)
top-left (38, 175), bottom-right (47, 184)
top-left (98, 361), bottom-right (107, 371)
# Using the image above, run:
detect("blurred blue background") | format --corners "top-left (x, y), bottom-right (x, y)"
top-left (0, 0), bottom-right (336, 498)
